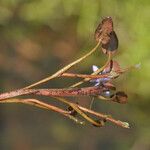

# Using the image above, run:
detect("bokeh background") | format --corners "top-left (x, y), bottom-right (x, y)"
top-left (0, 0), bottom-right (150, 150)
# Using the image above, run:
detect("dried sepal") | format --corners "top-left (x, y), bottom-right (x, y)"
top-left (104, 60), bottom-right (121, 73)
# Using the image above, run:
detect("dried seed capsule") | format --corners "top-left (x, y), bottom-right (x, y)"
top-left (95, 17), bottom-right (113, 44)
top-left (101, 31), bottom-right (118, 54)
top-left (95, 17), bottom-right (118, 54)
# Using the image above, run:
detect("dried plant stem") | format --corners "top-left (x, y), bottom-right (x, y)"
top-left (54, 97), bottom-right (129, 128)
top-left (0, 98), bottom-right (84, 124)
top-left (0, 88), bottom-right (129, 128)
top-left (70, 52), bottom-right (112, 87)
top-left (78, 105), bottom-right (129, 128)
top-left (61, 72), bottom-right (110, 79)
top-left (0, 97), bottom-right (129, 128)
top-left (0, 86), bottom-right (106, 100)
top-left (54, 97), bottom-right (102, 126)
top-left (23, 41), bottom-right (101, 89)
top-left (0, 98), bottom-right (68, 114)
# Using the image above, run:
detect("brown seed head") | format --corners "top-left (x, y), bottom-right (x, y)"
top-left (95, 17), bottom-right (113, 43)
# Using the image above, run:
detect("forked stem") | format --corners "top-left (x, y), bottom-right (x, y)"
top-left (54, 97), bottom-right (129, 128)
top-left (54, 97), bottom-right (104, 127)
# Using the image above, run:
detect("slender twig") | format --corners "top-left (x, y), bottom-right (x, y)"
top-left (54, 97), bottom-right (129, 128)
top-left (0, 98), bottom-right (85, 125)
top-left (0, 97), bottom-right (129, 128)
top-left (0, 98), bottom-right (68, 114)
top-left (53, 97), bottom-right (102, 126)
top-left (23, 41), bottom-right (101, 89)
top-left (78, 105), bottom-right (129, 128)
top-left (61, 72), bottom-right (110, 79)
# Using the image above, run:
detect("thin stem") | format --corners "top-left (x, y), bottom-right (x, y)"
top-left (54, 97), bottom-right (129, 128)
top-left (0, 98), bottom-right (84, 125)
top-left (0, 97), bottom-right (129, 128)
top-left (89, 97), bottom-right (95, 110)
top-left (23, 41), bottom-right (101, 89)
top-left (61, 72), bottom-right (110, 79)
top-left (79, 105), bottom-right (129, 128)
top-left (0, 98), bottom-right (68, 114)
top-left (54, 97), bottom-right (102, 127)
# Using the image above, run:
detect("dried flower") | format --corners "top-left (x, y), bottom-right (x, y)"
top-left (95, 17), bottom-right (113, 43)
top-left (95, 17), bottom-right (118, 54)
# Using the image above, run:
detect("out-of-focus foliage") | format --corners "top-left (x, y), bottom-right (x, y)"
top-left (0, 0), bottom-right (150, 150)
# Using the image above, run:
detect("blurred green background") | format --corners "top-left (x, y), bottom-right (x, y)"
top-left (0, 0), bottom-right (150, 150)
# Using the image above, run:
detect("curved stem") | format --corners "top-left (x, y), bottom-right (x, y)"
top-left (23, 41), bottom-right (101, 89)
top-left (0, 98), bottom-right (85, 125)
top-left (78, 105), bottom-right (129, 128)
top-left (54, 97), bottom-right (102, 127)
top-left (54, 97), bottom-right (129, 128)
top-left (0, 98), bottom-right (68, 114)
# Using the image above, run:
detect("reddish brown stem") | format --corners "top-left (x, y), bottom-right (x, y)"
top-left (78, 105), bottom-right (129, 128)
top-left (60, 73), bottom-right (110, 79)
top-left (0, 86), bottom-right (106, 100)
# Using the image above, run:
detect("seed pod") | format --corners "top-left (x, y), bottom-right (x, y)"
top-left (95, 17), bottom-right (113, 44)
top-left (95, 17), bottom-right (118, 54)
top-left (101, 31), bottom-right (118, 54)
